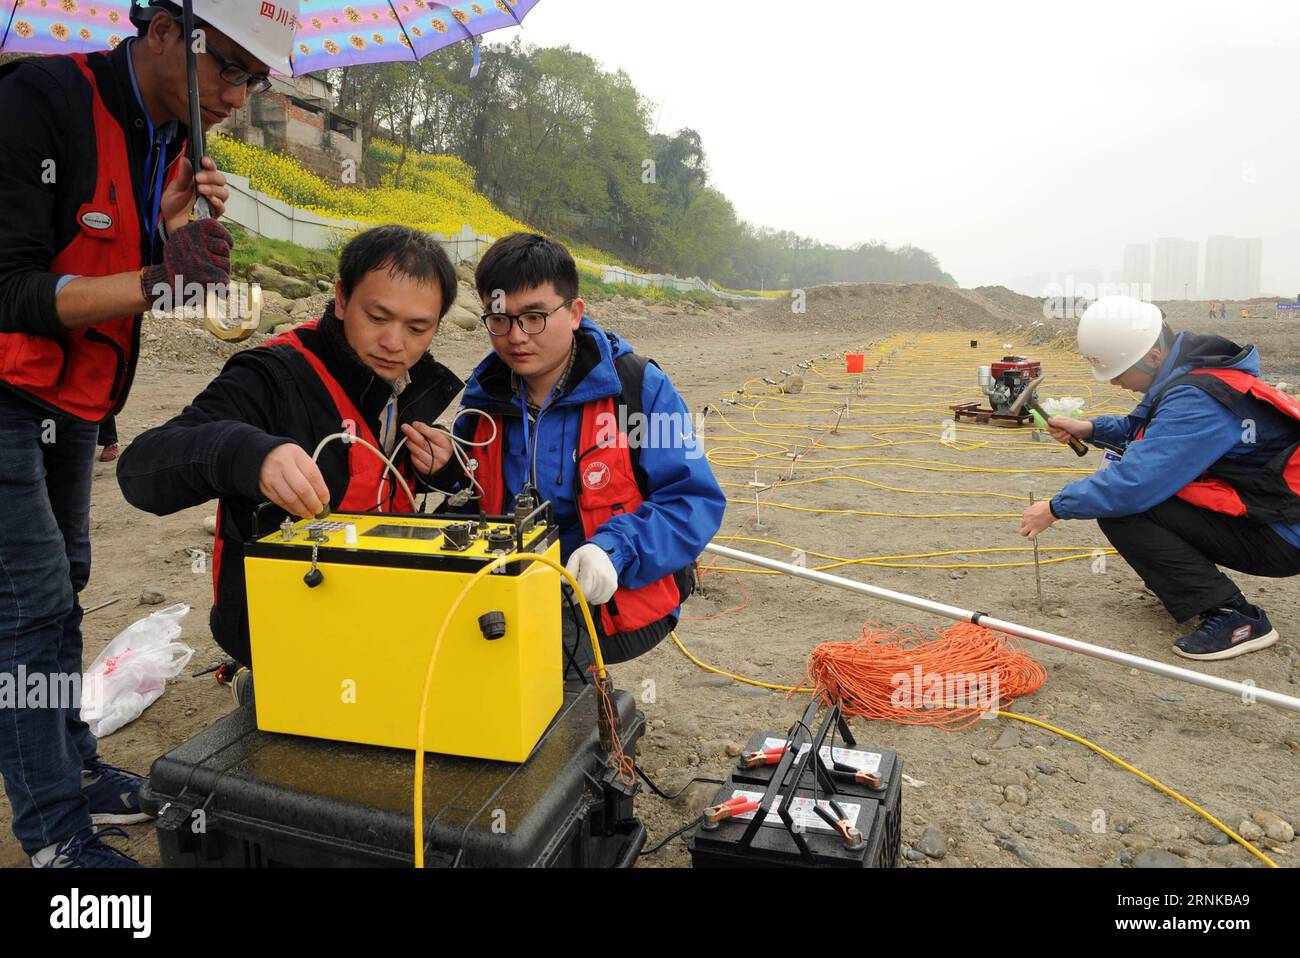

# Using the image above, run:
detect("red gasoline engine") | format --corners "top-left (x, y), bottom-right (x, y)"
top-left (949, 355), bottom-right (1042, 426)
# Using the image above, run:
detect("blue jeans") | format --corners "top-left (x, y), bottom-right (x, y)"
top-left (0, 388), bottom-right (100, 854)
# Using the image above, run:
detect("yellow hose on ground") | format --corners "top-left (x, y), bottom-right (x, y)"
top-left (667, 630), bottom-right (1278, 867)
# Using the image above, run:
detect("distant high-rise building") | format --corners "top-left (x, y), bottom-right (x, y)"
top-left (1152, 238), bottom-right (1198, 299)
top-left (1122, 244), bottom-right (1151, 294)
top-left (1203, 236), bottom-right (1263, 299)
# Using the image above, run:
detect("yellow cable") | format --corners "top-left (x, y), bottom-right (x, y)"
top-left (699, 330), bottom-right (1125, 578)
top-left (667, 631), bottom-right (1278, 867)
top-left (413, 551), bottom-right (605, 868)
top-left (705, 534), bottom-right (1114, 572)
top-left (719, 474), bottom-right (1055, 503)
top-left (725, 497), bottom-right (1019, 520)
top-left (992, 710), bottom-right (1279, 868)
top-left (669, 631), bottom-right (806, 693)
top-left (698, 311), bottom-right (1277, 857)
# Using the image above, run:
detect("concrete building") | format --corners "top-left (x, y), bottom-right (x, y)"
top-left (1152, 238), bottom-right (1199, 299)
top-left (216, 74), bottom-right (362, 186)
top-left (1121, 243), bottom-right (1151, 291)
top-left (1203, 236), bottom-right (1263, 300)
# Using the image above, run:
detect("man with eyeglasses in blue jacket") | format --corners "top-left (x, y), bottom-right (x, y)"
top-left (432, 233), bottom-right (726, 685)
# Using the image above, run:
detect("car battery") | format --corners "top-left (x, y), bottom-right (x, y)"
top-left (689, 700), bottom-right (902, 868)
top-left (732, 729), bottom-right (900, 803)
top-left (142, 685), bottom-right (645, 868)
top-left (687, 778), bottom-right (900, 868)
top-left (242, 503), bottom-right (562, 762)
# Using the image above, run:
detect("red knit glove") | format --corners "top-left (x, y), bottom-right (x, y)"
top-left (140, 218), bottom-right (233, 307)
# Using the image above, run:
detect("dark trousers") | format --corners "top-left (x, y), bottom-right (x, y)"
top-left (97, 414), bottom-right (117, 448)
top-left (1097, 496), bottom-right (1300, 621)
top-left (0, 389), bottom-right (100, 854)
top-left (559, 592), bottom-right (675, 690)
top-left (561, 596), bottom-right (604, 691)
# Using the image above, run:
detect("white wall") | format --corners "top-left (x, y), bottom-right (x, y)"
top-left (221, 174), bottom-right (761, 300)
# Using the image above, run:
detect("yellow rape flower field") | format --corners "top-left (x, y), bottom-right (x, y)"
top-left (208, 133), bottom-right (627, 269)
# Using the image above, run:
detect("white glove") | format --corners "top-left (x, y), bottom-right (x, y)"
top-left (565, 543), bottom-right (619, 606)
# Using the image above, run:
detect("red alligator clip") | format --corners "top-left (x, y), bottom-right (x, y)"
top-left (739, 745), bottom-right (789, 768)
top-left (703, 795), bottom-right (761, 826)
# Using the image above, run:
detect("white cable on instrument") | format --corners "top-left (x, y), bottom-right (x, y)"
top-left (378, 407), bottom-right (499, 509)
top-left (310, 431), bottom-right (418, 512)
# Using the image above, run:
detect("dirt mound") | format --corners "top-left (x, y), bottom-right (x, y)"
top-left (138, 284), bottom-right (1049, 370)
top-left (745, 283), bottom-right (1044, 341)
top-left (964, 285), bottom-right (1048, 323)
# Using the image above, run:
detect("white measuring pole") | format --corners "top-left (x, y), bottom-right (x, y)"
top-left (703, 542), bottom-right (1300, 714)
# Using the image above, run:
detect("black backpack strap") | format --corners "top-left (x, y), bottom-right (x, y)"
top-left (611, 350), bottom-right (697, 608)
top-left (613, 351), bottom-right (658, 493)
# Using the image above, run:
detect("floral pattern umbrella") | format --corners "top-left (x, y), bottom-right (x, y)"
top-left (1, 0), bottom-right (540, 74)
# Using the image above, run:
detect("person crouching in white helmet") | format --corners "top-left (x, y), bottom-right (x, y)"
top-left (1020, 295), bottom-right (1300, 661)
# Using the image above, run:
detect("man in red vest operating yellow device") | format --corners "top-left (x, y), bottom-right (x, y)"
top-left (118, 226), bottom-right (465, 679)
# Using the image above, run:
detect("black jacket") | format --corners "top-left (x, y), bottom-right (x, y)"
top-left (117, 306), bottom-right (464, 666)
top-left (0, 40), bottom-right (181, 339)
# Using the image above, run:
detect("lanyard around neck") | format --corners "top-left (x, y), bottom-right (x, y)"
top-left (518, 380), bottom-right (536, 489)
top-left (518, 378), bottom-right (561, 492)
top-left (141, 122), bottom-right (168, 246)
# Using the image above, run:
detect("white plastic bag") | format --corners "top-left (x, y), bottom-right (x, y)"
top-left (81, 603), bottom-right (194, 738)
top-left (1039, 396), bottom-right (1085, 418)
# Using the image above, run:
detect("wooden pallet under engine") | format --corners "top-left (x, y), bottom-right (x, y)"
top-left (949, 402), bottom-right (1033, 427)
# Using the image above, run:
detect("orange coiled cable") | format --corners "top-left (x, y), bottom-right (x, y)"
top-left (806, 621), bottom-right (1046, 730)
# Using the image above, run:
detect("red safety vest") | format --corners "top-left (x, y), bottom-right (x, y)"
top-left (1136, 367), bottom-right (1300, 522)
top-left (0, 55), bottom-right (177, 422)
top-left (473, 395), bottom-right (684, 637)
top-left (211, 319), bottom-right (415, 601)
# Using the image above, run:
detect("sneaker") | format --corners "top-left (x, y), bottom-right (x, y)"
top-left (1173, 605), bottom-right (1279, 661)
top-left (30, 826), bottom-right (141, 868)
top-left (228, 666), bottom-right (253, 707)
top-left (82, 759), bottom-right (152, 825)
top-left (98, 443), bottom-right (119, 462)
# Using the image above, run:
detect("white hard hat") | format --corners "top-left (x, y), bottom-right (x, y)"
top-left (1076, 295), bottom-right (1165, 382)
top-left (131, 0), bottom-right (299, 75)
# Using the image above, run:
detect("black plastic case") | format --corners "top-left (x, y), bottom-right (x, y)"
top-left (142, 686), bottom-right (645, 868)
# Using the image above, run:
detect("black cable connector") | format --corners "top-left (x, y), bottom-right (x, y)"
top-left (478, 611), bottom-right (506, 640)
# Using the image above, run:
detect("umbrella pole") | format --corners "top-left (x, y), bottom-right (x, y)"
top-left (180, 0), bottom-right (259, 341)
top-left (181, 0), bottom-right (209, 218)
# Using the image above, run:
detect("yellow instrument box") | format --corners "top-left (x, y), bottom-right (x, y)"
top-left (243, 508), bottom-right (562, 763)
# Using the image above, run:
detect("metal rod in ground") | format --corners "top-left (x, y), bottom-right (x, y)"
top-left (702, 542), bottom-right (1300, 715)
top-left (1029, 492), bottom-right (1044, 613)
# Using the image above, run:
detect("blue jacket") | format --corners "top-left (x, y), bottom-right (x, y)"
top-left (451, 316), bottom-right (726, 595)
top-left (1052, 331), bottom-right (1300, 549)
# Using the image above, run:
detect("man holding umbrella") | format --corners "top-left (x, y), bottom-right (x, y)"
top-left (0, 0), bottom-right (296, 866)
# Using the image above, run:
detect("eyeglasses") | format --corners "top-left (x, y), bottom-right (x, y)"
top-left (204, 45), bottom-right (272, 95)
top-left (481, 300), bottom-right (573, 337)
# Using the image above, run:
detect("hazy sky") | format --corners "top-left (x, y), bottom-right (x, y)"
top-left (494, 0), bottom-right (1299, 294)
